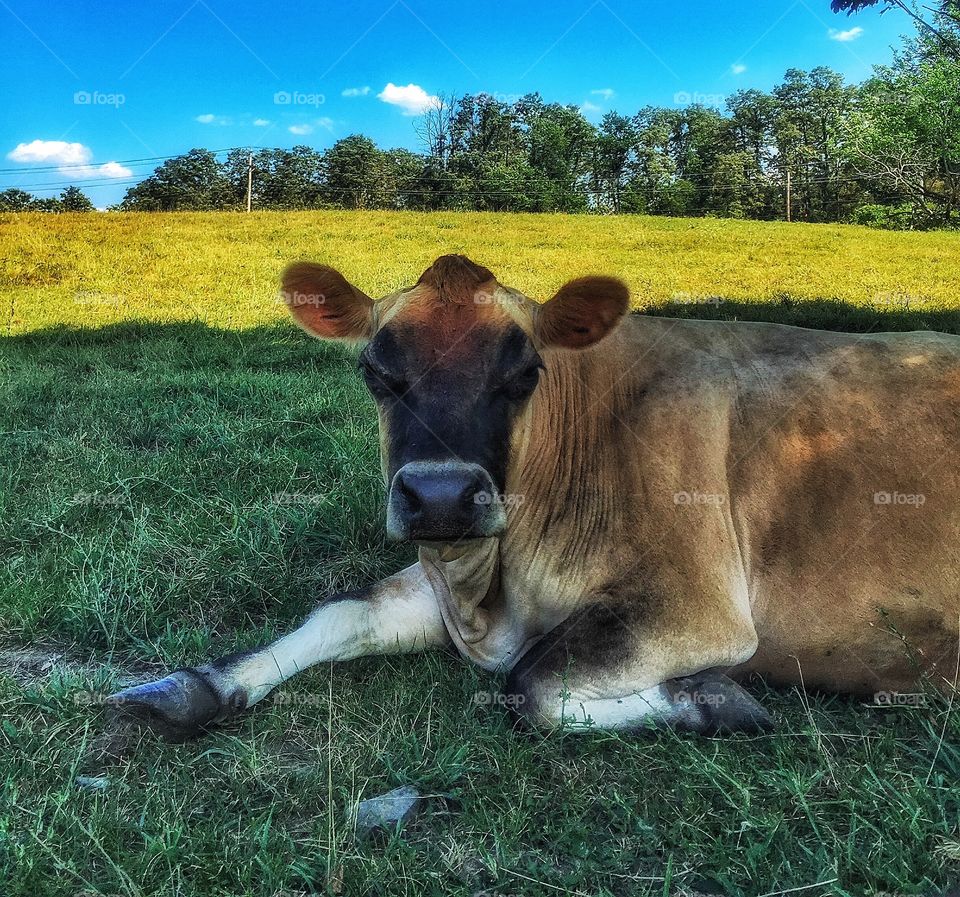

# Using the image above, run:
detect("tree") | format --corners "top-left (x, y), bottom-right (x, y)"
top-left (592, 113), bottom-right (637, 212)
top-left (527, 103), bottom-right (594, 211)
top-left (0, 188), bottom-right (36, 211)
top-left (851, 53), bottom-right (960, 225)
top-left (415, 93), bottom-right (459, 171)
top-left (322, 135), bottom-right (392, 209)
top-left (120, 149), bottom-right (230, 211)
top-left (59, 186), bottom-right (94, 212)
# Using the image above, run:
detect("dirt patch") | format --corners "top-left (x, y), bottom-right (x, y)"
top-left (0, 642), bottom-right (157, 688)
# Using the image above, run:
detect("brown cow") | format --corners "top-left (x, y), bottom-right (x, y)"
top-left (110, 254), bottom-right (960, 739)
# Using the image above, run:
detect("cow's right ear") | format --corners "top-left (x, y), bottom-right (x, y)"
top-left (281, 262), bottom-right (374, 341)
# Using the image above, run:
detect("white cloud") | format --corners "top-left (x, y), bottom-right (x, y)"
top-left (253, 118), bottom-right (270, 127)
top-left (579, 101), bottom-right (602, 116)
top-left (93, 161), bottom-right (132, 178)
top-left (377, 82), bottom-right (440, 115)
top-left (195, 113), bottom-right (230, 125)
top-left (590, 88), bottom-right (615, 100)
top-left (6, 140), bottom-right (131, 179)
top-left (288, 118), bottom-right (334, 137)
top-left (342, 86), bottom-right (371, 97)
top-left (829, 26), bottom-right (863, 41)
top-left (7, 140), bottom-right (91, 166)
top-left (731, 63), bottom-right (747, 75)
top-left (59, 162), bottom-right (134, 179)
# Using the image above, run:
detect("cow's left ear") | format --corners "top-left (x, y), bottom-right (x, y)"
top-left (535, 276), bottom-right (629, 350)
top-left (281, 262), bottom-right (374, 341)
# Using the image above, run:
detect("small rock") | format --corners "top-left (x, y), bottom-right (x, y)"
top-left (354, 785), bottom-right (422, 834)
top-left (75, 775), bottom-right (110, 791)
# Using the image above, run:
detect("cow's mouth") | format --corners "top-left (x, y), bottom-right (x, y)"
top-left (385, 461), bottom-right (507, 542)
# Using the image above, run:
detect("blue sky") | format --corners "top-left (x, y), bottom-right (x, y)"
top-left (1, 0), bottom-right (912, 207)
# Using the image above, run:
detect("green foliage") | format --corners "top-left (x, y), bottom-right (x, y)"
top-left (58, 186), bottom-right (94, 212)
top-left (0, 186), bottom-right (94, 213)
top-left (850, 201), bottom-right (918, 228)
top-left (119, 148), bottom-right (232, 211)
top-left (0, 188), bottom-right (36, 212)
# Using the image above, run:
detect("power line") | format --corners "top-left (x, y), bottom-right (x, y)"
top-left (0, 147), bottom-right (246, 176)
top-left (0, 173), bottom-right (885, 199)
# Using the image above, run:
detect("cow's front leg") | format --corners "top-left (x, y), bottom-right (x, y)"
top-left (505, 591), bottom-right (771, 735)
top-left (108, 563), bottom-right (449, 740)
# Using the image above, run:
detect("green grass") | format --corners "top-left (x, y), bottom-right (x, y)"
top-left (1, 212), bottom-right (959, 897)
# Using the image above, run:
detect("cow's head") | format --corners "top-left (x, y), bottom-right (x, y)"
top-left (281, 254), bottom-right (628, 543)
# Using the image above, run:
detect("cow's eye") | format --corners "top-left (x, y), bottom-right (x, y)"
top-left (497, 361), bottom-right (543, 401)
top-left (359, 359), bottom-right (406, 398)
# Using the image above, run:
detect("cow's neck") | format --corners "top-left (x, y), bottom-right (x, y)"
top-left (501, 325), bottom-right (644, 602)
top-left (418, 538), bottom-right (526, 669)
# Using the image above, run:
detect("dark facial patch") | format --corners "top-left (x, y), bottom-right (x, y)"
top-left (360, 318), bottom-right (543, 489)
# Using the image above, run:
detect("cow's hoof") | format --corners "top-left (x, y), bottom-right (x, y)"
top-left (106, 670), bottom-right (222, 742)
top-left (671, 673), bottom-right (775, 735)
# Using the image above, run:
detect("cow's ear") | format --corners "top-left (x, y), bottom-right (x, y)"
top-left (535, 276), bottom-right (629, 350)
top-left (281, 262), bottom-right (374, 341)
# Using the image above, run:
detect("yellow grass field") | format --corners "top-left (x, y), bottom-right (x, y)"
top-left (3, 210), bottom-right (960, 334)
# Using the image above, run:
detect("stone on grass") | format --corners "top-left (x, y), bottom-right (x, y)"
top-left (75, 775), bottom-right (111, 791)
top-left (354, 785), bottom-right (422, 835)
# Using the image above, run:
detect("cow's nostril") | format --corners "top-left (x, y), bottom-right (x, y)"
top-left (461, 477), bottom-right (484, 507)
top-left (398, 474), bottom-right (423, 514)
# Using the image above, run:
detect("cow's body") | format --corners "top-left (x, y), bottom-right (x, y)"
top-left (491, 315), bottom-right (959, 686)
top-left (111, 257), bottom-right (960, 739)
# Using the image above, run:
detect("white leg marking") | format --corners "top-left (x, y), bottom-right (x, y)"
top-left (209, 563), bottom-right (448, 706)
top-left (541, 685), bottom-right (702, 732)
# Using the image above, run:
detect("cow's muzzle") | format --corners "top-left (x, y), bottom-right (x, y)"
top-left (386, 461), bottom-right (506, 542)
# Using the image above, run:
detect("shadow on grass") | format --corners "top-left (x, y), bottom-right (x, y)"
top-left (5, 294), bottom-right (960, 352)
top-left (644, 295), bottom-right (960, 334)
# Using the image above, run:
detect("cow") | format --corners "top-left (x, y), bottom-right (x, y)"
top-left (109, 254), bottom-right (960, 740)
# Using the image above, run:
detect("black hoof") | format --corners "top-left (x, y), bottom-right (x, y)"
top-left (670, 672), bottom-right (774, 735)
top-left (106, 670), bottom-right (222, 742)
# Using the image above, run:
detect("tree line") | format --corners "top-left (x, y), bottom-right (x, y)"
top-left (3, 2), bottom-right (957, 229)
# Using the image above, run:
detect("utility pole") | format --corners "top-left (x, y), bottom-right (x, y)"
top-left (246, 152), bottom-right (253, 213)
top-left (786, 169), bottom-right (792, 222)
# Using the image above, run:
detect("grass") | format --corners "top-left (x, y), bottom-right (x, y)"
top-left (1, 211), bottom-right (959, 897)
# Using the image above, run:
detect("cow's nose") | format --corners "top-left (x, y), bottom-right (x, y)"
top-left (386, 461), bottom-right (506, 541)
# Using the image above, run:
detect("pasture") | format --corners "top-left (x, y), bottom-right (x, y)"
top-left (1, 210), bottom-right (959, 896)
